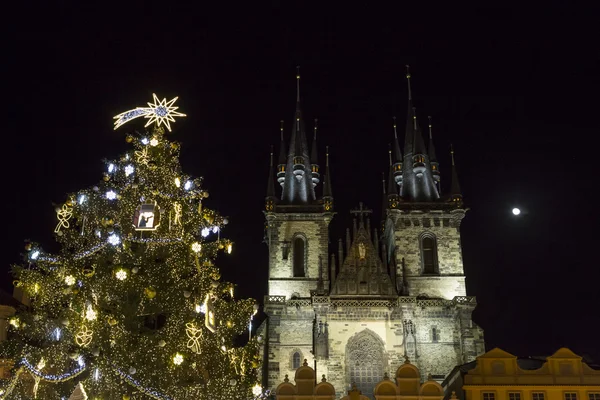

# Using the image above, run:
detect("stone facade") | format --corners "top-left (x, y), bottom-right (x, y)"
top-left (260, 206), bottom-right (485, 399)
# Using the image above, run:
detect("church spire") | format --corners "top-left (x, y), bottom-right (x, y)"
top-left (428, 116), bottom-right (441, 191)
top-left (281, 66), bottom-right (316, 205)
top-left (310, 118), bottom-right (320, 187)
top-left (265, 146), bottom-right (276, 211)
top-left (323, 146), bottom-right (333, 211)
top-left (277, 120), bottom-right (286, 187)
top-left (403, 65), bottom-right (415, 157)
top-left (399, 66), bottom-right (440, 202)
top-left (450, 144), bottom-right (463, 204)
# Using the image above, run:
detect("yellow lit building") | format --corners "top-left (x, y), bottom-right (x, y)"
top-left (462, 348), bottom-right (600, 400)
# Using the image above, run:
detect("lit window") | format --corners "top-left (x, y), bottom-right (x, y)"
top-left (509, 393), bottom-right (522, 400)
top-left (533, 393), bottom-right (545, 400)
top-left (292, 352), bottom-right (301, 369)
top-left (565, 393), bottom-right (578, 400)
top-left (483, 393), bottom-right (496, 400)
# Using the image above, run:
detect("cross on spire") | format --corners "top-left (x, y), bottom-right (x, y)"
top-left (350, 202), bottom-right (373, 228)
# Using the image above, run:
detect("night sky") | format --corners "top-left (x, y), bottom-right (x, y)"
top-left (5, 4), bottom-right (599, 361)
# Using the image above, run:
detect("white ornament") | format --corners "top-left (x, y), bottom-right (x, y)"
top-left (141, 137), bottom-right (149, 145)
top-left (85, 305), bottom-right (97, 321)
top-left (184, 180), bottom-right (193, 190)
top-left (65, 275), bottom-right (76, 286)
top-left (191, 242), bottom-right (202, 253)
top-left (173, 353), bottom-right (184, 365)
top-left (150, 138), bottom-right (159, 147)
top-left (106, 190), bottom-right (117, 200)
top-left (201, 227), bottom-right (210, 237)
top-left (108, 234), bottom-right (120, 246)
top-left (115, 269), bottom-right (127, 281)
top-left (78, 194), bottom-right (87, 204)
top-left (124, 164), bottom-right (134, 177)
top-left (108, 163), bottom-right (115, 173)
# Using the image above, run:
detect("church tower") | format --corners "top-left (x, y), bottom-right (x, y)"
top-left (259, 67), bottom-right (484, 399)
top-left (264, 67), bottom-right (334, 299)
top-left (383, 66), bottom-right (468, 300)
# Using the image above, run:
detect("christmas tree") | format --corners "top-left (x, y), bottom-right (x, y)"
top-left (0, 95), bottom-right (261, 399)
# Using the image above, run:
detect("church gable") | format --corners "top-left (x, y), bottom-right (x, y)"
top-left (330, 203), bottom-right (395, 297)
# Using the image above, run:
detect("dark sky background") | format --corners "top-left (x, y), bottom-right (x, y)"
top-left (5, 3), bottom-right (599, 361)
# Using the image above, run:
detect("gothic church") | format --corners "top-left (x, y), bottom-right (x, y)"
top-left (258, 69), bottom-right (485, 399)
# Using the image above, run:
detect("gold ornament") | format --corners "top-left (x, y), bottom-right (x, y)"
top-left (24, 243), bottom-right (32, 251)
top-left (185, 322), bottom-right (203, 354)
top-left (226, 320), bottom-right (233, 328)
top-left (103, 173), bottom-right (110, 182)
top-left (75, 325), bottom-right (93, 347)
top-left (82, 265), bottom-right (95, 277)
top-left (123, 395), bottom-right (130, 400)
top-left (173, 202), bottom-right (182, 226)
top-left (107, 317), bottom-right (117, 326)
top-left (126, 135), bottom-right (134, 143)
top-left (54, 204), bottom-right (73, 233)
top-left (135, 147), bottom-right (149, 166)
top-left (144, 287), bottom-right (157, 299)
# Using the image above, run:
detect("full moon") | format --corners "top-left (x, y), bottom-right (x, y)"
top-left (512, 208), bottom-right (521, 216)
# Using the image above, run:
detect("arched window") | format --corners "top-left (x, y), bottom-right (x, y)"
top-left (421, 235), bottom-right (438, 274)
top-left (292, 351), bottom-right (301, 369)
top-left (293, 237), bottom-right (305, 277)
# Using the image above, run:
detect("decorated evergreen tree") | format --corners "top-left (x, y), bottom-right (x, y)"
top-left (0, 95), bottom-right (261, 399)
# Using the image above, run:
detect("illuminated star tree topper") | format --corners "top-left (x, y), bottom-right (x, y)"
top-left (113, 93), bottom-right (186, 132)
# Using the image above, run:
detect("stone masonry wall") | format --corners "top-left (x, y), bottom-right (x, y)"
top-left (391, 210), bottom-right (467, 299)
top-left (267, 215), bottom-right (331, 297)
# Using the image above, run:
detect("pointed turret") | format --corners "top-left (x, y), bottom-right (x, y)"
top-left (450, 144), bottom-right (463, 204)
top-left (392, 116), bottom-right (404, 188)
top-left (428, 116), bottom-right (441, 191)
top-left (281, 66), bottom-right (317, 205)
top-left (323, 146), bottom-right (334, 211)
top-left (265, 146), bottom-right (276, 211)
top-left (310, 118), bottom-right (320, 187)
top-left (277, 120), bottom-right (286, 187)
top-left (387, 148), bottom-right (399, 209)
